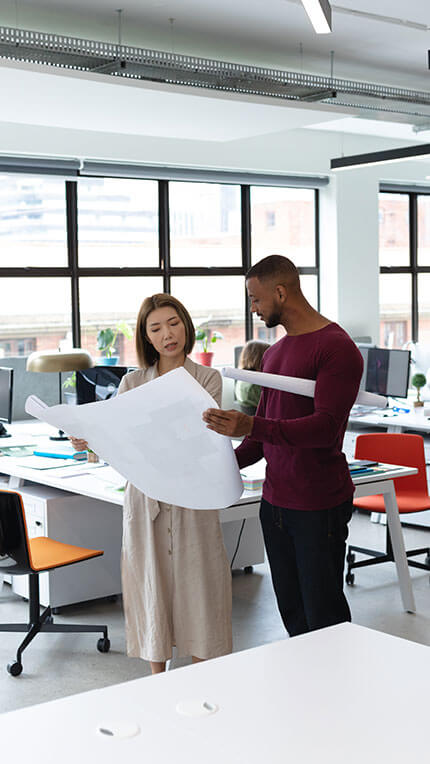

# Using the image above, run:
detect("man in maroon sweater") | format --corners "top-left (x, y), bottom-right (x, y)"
top-left (203, 255), bottom-right (363, 636)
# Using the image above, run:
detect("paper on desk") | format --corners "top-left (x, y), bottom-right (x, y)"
top-left (25, 368), bottom-right (243, 510)
top-left (14, 456), bottom-right (78, 469)
top-left (222, 367), bottom-right (388, 409)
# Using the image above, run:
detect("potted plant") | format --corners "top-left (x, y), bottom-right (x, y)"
top-left (411, 372), bottom-right (426, 408)
top-left (194, 327), bottom-right (223, 367)
top-left (97, 321), bottom-right (133, 365)
top-left (62, 371), bottom-right (76, 405)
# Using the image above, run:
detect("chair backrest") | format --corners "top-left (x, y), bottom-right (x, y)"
top-left (0, 490), bottom-right (31, 570)
top-left (355, 433), bottom-right (429, 497)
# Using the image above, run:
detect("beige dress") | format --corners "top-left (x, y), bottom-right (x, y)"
top-left (119, 356), bottom-right (232, 662)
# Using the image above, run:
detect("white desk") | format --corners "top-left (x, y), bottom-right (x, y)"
top-left (0, 622), bottom-right (428, 763)
top-left (0, 423), bottom-right (265, 608)
top-left (0, 423), bottom-right (417, 613)
top-left (349, 407), bottom-right (430, 434)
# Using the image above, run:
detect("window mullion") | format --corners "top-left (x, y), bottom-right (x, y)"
top-left (66, 181), bottom-right (81, 347)
top-left (241, 185), bottom-right (252, 340)
top-left (159, 180), bottom-right (170, 294)
top-left (410, 193), bottom-right (418, 343)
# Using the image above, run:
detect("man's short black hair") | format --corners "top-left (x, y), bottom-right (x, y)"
top-left (246, 255), bottom-right (300, 290)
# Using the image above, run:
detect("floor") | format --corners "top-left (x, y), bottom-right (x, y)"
top-left (1, 510), bottom-right (430, 715)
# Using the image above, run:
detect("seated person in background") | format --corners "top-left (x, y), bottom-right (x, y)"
top-left (235, 340), bottom-right (270, 414)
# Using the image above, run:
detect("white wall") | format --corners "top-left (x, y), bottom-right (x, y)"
top-left (319, 171), bottom-right (380, 342)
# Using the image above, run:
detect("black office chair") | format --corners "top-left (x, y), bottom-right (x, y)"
top-left (0, 489), bottom-right (110, 676)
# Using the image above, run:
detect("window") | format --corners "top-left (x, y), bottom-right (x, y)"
top-left (418, 197), bottom-right (430, 266)
top-left (251, 187), bottom-right (316, 267)
top-left (418, 274), bottom-right (430, 345)
top-left (169, 182), bottom-right (241, 267)
top-left (0, 277), bottom-right (72, 358)
top-left (171, 276), bottom-right (245, 365)
top-left (379, 194), bottom-right (409, 267)
top-left (379, 273), bottom-right (411, 348)
top-left (0, 173), bottom-right (319, 402)
top-left (379, 190), bottom-right (430, 345)
top-left (78, 178), bottom-right (159, 268)
top-left (0, 176), bottom-right (67, 267)
top-left (265, 210), bottom-right (276, 229)
top-left (79, 277), bottom-right (163, 366)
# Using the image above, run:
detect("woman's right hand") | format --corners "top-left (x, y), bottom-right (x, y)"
top-left (69, 436), bottom-right (89, 452)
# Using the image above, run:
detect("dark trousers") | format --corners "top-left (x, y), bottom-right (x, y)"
top-left (260, 497), bottom-right (353, 637)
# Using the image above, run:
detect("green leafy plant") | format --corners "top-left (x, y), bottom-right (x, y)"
top-left (411, 372), bottom-right (426, 404)
top-left (195, 327), bottom-right (223, 353)
top-left (62, 371), bottom-right (76, 390)
top-left (97, 320), bottom-right (133, 358)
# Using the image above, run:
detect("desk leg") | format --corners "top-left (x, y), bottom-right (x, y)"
top-left (8, 476), bottom-right (24, 489)
top-left (384, 482), bottom-right (416, 613)
top-left (387, 424), bottom-right (404, 434)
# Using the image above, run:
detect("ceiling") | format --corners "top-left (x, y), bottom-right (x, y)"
top-left (0, 1), bottom-right (429, 162)
top-left (2, 1), bottom-right (429, 91)
top-left (0, 61), bottom-right (350, 142)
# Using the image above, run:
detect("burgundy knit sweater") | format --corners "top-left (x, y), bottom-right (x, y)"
top-left (235, 323), bottom-right (363, 511)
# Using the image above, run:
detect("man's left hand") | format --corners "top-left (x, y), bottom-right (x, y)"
top-left (202, 408), bottom-right (254, 437)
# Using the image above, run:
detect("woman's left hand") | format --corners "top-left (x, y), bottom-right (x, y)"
top-left (202, 408), bottom-right (254, 437)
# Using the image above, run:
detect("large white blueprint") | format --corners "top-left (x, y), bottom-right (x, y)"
top-left (223, 367), bottom-right (388, 408)
top-left (25, 367), bottom-right (243, 510)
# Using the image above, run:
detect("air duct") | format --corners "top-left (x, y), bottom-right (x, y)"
top-left (0, 26), bottom-right (429, 122)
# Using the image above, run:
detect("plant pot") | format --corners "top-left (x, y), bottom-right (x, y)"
top-left (194, 351), bottom-right (214, 367)
top-left (413, 400), bottom-right (424, 408)
top-left (99, 356), bottom-right (119, 366)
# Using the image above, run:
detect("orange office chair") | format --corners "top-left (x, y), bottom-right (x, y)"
top-left (0, 489), bottom-right (110, 676)
top-left (346, 433), bottom-right (430, 585)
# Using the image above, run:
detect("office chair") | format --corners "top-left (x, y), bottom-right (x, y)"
top-left (0, 489), bottom-right (110, 676)
top-left (346, 433), bottom-right (430, 585)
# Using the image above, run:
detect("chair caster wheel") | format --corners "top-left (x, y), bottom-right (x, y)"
top-left (7, 661), bottom-right (23, 677)
top-left (244, 566), bottom-right (253, 574)
top-left (347, 552), bottom-right (355, 564)
top-left (97, 637), bottom-right (111, 653)
top-left (346, 572), bottom-right (355, 586)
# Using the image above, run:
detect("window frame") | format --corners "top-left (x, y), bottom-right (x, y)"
top-left (379, 189), bottom-right (430, 344)
top-left (0, 175), bottom-right (320, 352)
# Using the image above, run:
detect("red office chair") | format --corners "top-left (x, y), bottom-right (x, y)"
top-left (346, 433), bottom-right (430, 585)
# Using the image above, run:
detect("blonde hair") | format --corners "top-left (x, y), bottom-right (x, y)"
top-left (135, 293), bottom-right (195, 368)
top-left (239, 340), bottom-right (270, 371)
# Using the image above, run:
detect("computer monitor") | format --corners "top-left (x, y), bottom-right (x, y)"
top-left (358, 347), bottom-right (411, 399)
top-left (76, 366), bottom-right (130, 405)
top-left (0, 367), bottom-right (13, 438)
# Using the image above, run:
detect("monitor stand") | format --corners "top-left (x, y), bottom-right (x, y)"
top-left (0, 423), bottom-right (11, 438)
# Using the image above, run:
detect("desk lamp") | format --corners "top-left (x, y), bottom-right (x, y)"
top-left (26, 349), bottom-right (93, 440)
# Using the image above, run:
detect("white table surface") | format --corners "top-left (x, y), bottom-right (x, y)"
top-left (349, 407), bottom-right (430, 433)
top-left (0, 422), bottom-right (261, 508)
top-left (0, 622), bottom-right (428, 764)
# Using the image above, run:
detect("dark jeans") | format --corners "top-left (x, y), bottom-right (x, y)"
top-left (260, 497), bottom-right (353, 637)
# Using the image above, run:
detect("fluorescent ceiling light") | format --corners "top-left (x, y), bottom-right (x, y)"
top-left (331, 143), bottom-right (430, 171)
top-left (301, 0), bottom-right (332, 34)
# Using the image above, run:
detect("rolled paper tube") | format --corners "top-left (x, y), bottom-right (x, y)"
top-left (222, 367), bottom-right (388, 409)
